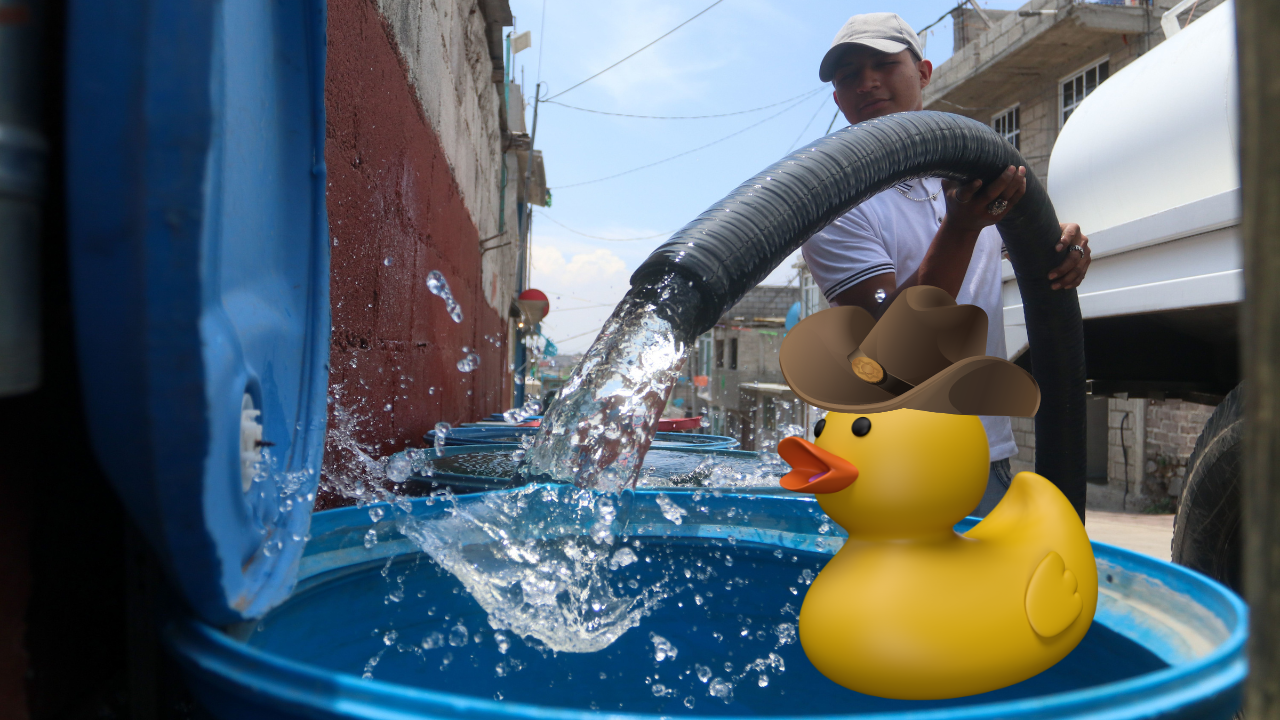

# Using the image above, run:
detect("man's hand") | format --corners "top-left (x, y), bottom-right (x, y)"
top-left (1049, 224), bottom-right (1091, 290)
top-left (940, 165), bottom-right (1027, 234)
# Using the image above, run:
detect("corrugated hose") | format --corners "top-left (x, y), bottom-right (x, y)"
top-left (627, 110), bottom-right (1087, 519)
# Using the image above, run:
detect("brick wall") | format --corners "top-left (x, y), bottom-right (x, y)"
top-left (322, 0), bottom-right (517, 505)
top-left (1008, 397), bottom-right (1217, 513)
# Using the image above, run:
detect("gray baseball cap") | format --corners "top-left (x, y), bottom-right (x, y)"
top-left (819, 13), bottom-right (924, 82)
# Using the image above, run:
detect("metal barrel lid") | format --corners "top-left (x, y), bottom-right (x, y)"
top-left (66, 0), bottom-right (329, 625)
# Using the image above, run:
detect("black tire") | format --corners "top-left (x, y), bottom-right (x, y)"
top-left (1171, 383), bottom-right (1244, 594)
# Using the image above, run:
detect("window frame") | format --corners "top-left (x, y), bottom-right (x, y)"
top-left (991, 104), bottom-right (1020, 151)
top-left (1059, 56), bottom-right (1111, 129)
top-left (729, 338), bottom-right (739, 371)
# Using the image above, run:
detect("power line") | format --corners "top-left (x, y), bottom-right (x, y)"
top-left (825, 108), bottom-right (843, 134)
top-left (535, 0), bottom-right (548, 87)
top-left (786, 94), bottom-right (833, 153)
top-left (545, 0), bottom-right (727, 101)
top-left (544, 89), bottom-right (824, 120)
top-left (537, 211), bottom-right (674, 241)
top-left (552, 91), bottom-right (817, 190)
top-left (552, 325), bottom-right (607, 344)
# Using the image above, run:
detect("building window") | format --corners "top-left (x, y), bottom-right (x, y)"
top-left (715, 339), bottom-right (725, 369)
top-left (729, 338), bottom-right (738, 370)
top-left (699, 336), bottom-right (712, 376)
top-left (1061, 58), bottom-right (1109, 127)
top-left (992, 105), bottom-right (1020, 150)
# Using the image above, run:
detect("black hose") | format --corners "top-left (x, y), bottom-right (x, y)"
top-left (628, 110), bottom-right (1087, 520)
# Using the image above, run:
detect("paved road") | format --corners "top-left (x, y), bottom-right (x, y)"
top-left (1086, 511), bottom-right (1175, 561)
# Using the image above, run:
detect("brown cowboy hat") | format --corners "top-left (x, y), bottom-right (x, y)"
top-left (779, 286), bottom-right (1040, 416)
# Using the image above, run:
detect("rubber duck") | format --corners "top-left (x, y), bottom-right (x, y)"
top-left (775, 286), bottom-right (1097, 700)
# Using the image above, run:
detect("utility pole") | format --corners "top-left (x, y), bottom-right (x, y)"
top-left (1237, 0), bottom-right (1280, 716)
top-left (514, 83), bottom-right (543, 409)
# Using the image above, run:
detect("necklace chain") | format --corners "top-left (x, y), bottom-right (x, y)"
top-left (894, 181), bottom-right (940, 202)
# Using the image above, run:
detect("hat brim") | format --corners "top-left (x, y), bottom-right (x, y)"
top-left (819, 39), bottom-right (911, 82)
top-left (780, 306), bottom-right (1041, 417)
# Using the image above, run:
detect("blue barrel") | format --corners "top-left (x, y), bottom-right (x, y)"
top-left (430, 426), bottom-right (740, 450)
top-left (168, 490), bottom-right (1247, 719)
top-left (66, 0), bottom-right (330, 624)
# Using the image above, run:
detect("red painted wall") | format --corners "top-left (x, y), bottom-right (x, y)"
top-left (323, 0), bottom-right (510, 497)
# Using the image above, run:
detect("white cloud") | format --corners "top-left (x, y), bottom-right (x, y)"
top-left (529, 237), bottom-right (635, 353)
top-left (532, 245), bottom-right (627, 279)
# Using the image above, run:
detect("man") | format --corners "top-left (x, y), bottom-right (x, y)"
top-left (801, 13), bottom-right (1092, 516)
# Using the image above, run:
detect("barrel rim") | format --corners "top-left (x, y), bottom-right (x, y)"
top-left (169, 492), bottom-right (1248, 720)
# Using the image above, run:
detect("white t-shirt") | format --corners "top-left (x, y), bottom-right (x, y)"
top-left (801, 177), bottom-right (1017, 463)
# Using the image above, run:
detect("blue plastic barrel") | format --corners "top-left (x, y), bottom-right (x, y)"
top-left (430, 426), bottom-right (740, 450)
top-left (167, 490), bottom-right (1246, 719)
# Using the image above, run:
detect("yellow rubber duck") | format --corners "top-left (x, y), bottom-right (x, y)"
top-left (775, 286), bottom-right (1096, 700)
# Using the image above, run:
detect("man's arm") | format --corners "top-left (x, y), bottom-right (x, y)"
top-left (833, 166), bottom-right (1026, 316)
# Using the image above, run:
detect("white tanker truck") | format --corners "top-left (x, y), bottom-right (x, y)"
top-left (1005, 0), bottom-right (1243, 590)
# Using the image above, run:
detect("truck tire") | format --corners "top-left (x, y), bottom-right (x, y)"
top-left (1171, 383), bottom-right (1244, 593)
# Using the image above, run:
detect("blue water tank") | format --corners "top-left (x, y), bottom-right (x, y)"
top-left (66, 0), bottom-right (330, 625)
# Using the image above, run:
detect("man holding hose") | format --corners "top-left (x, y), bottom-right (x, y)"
top-left (800, 13), bottom-right (1093, 516)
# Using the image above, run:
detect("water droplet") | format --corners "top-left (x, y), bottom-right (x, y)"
top-left (874, 288), bottom-right (887, 303)
top-left (696, 664), bottom-right (712, 683)
top-left (654, 494), bottom-right (687, 525)
top-left (383, 257), bottom-right (393, 266)
top-left (700, 415), bottom-right (711, 428)
top-left (709, 678), bottom-right (734, 703)
top-left (368, 506), bottom-right (385, 522)
top-left (457, 352), bottom-right (481, 372)
top-left (382, 630), bottom-right (397, 645)
top-left (448, 622), bottom-right (469, 647)
top-left (434, 422), bottom-right (450, 457)
top-left (426, 270), bottom-right (464, 323)
top-left (363, 528), bottom-right (377, 548)
top-left (650, 633), bottom-right (678, 662)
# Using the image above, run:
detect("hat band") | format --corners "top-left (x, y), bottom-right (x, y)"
top-left (849, 349), bottom-right (915, 397)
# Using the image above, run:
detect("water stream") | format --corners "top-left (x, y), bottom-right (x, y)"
top-left (518, 277), bottom-right (696, 491)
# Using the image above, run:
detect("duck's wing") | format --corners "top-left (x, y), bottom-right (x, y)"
top-left (967, 471), bottom-right (1095, 638)
top-left (1024, 551), bottom-right (1082, 637)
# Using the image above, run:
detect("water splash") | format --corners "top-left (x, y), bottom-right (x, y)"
top-left (426, 270), bottom-right (464, 323)
top-left (395, 484), bottom-right (669, 653)
top-left (502, 398), bottom-right (542, 424)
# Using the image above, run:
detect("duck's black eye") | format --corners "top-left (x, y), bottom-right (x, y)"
top-left (851, 417), bottom-right (872, 437)
top-left (814, 417), bottom-right (826, 438)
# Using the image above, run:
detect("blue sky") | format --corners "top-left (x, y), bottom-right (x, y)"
top-left (508, 0), bottom-right (1024, 352)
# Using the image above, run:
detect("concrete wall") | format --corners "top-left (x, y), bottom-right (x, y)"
top-left (323, 0), bottom-right (518, 500)
top-left (924, 0), bottom-right (1229, 183)
top-left (375, 0), bottom-right (518, 316)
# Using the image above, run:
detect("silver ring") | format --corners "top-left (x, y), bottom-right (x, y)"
top-left (987, 198), bottom-right (1009, 215)
top-left (1069, 244), bottom-right (1085, 256)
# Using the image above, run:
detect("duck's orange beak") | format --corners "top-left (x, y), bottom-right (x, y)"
top-left (777, 437), bottom-right (859, 494)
